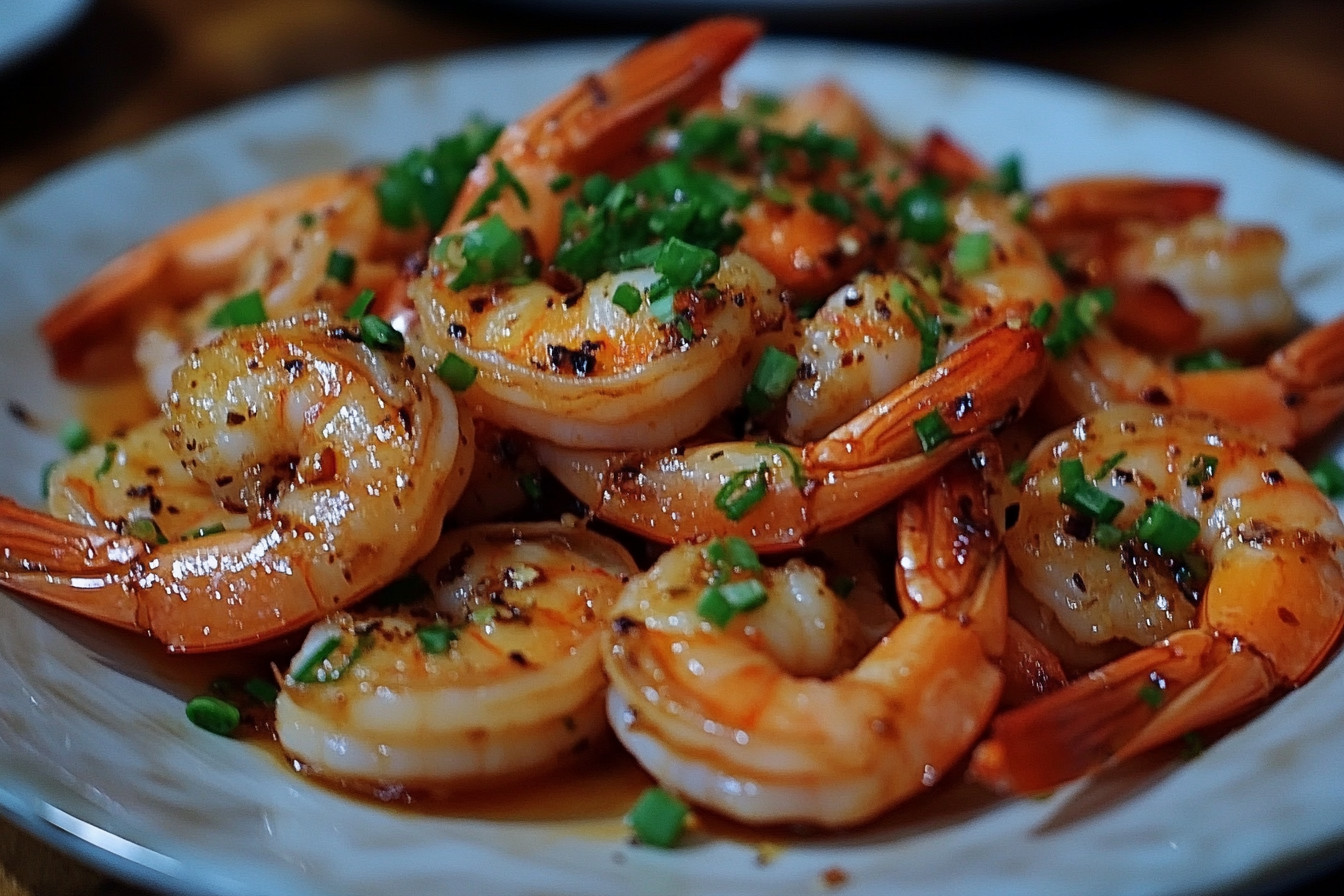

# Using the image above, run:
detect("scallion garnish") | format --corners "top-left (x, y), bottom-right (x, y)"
top-left (1042, 287), bottom-right (1115, 358)
top-left (345, 287), bottom-right (376, 319)
top-left (93, 442), bottom-right (116, 480)
top-left (185, 695), bottom-right (241, 736)
top-left (950, 231), bottom-right (993, 276)
top-left (704, 535), bottom-right (763, 579)
top-left (358, 314), bottom-right (405, 352)
top-left (417, 623), bottom-right (458, 654)
top-left (898, 283), bottom-right (942, 373)
top-left (208, 289), bottom-right (267, 328)
top-left (994, 153), bottom-right (1024, 194)
top-left (375, 118), bottom-right (502, 231)
top-left (697, 578), bottom-right (769, 628)
top-left (611, 282), bottom-right (643, 315)
top-left (714, 462), bottom-right (769, 521)
top-left (742, 346), bottom-right (799, 415)
top-left (627, 786), bottom-right (691, 848)
top-left (59, 419), bottom-right (91, 453)
top-left (325, 249), bottom-right (356, 285)
top-left (244, 677), bottom-right (280, 706)
top-left (914, 411), bottom-right (953, 453)
top-left (1311, 457), bottom-right (1344, 498)
top-left (1186, 454), bottom-right (1219, 487)
top-left (1132, 500), bottom-right (1201, 554)
top-left (126, 517), bottom-right (168, 545)
top-left (435, 353), bottom-right (478, 391)
top-left (443, 213), bottom-right (532, 289)
top-left (186, 522), bottom-right (226, 539)
top-left (1175, 348), bottom-right (1242, 373)
top-left (807, 189), bottom-right (853, 224)
top-left (895, 183), bottom-right (949, 244)
top-left (1058, 457), bottom-right (1123, 523)
top-left (460, 158), bottom-right (532, 222)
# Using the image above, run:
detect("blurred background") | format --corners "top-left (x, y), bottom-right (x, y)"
top-left (1, 0), bottom-right (1342, 894)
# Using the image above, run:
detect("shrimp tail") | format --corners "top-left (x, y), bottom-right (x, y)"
top-left (967, 629), bottom-right (1275, 795)
top-left (0, 497), bottom-right (147, 633)
top-left (445, 17), bottom-right (762, 258)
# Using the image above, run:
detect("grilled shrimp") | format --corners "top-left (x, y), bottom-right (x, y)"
top-left (971, 404), bottom-right (1344, 792)
top-left (276, 521), bottom-right (638, 798)
top-left (604, 453), bottom-right (1006, 828)
top-left (1, 313), bottom-right (472, 652)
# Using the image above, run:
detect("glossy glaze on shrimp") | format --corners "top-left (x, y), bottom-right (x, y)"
top-left (1, 313), bottom-right (472, 651)
top-left (973, 404), bottom-right (1344, 792)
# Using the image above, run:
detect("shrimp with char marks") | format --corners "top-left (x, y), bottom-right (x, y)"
top-left (972, 404), bottom-right (1344, 793)
top-left (276, 521), bottom-right (637, 798)
top-left (1, 312), bottom-right (473, 652)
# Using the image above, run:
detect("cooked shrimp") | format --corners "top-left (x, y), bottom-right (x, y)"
top-left (413, 250), bottom-right (786, 449)
top-left (1046, 314), bottom-right (1344, 447)
top-left (276, 521), bottom-right (637, 798)
top-left (0, 313), bottom-right (473, 652)
top-left (44, 416), bottom-right (248, 541)
top-left (971, 404), bottom-right (1344, 793)
top-left (42, 168), bottom-right (426, 389)
top-left (536, 321), bottom-right (1047, 551)
top-left (782, 189), bottom-right (1065, 444)
top-left (442, 16), bottom-right (761, 263)
top-left (603, 453), bottom-right (1006, 828)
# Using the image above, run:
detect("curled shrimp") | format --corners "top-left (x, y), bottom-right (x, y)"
top-left (0, 313), bottom-right (473, 652)
top-left (603, 453), bottom-right (1006, 828)
top-left (276, 521), bottom-right (638, 799)
top-left (536, 321), bottom-right (1047, 551)
top-left (411, 18), bottom-right (787, 449)
top-left (970, 404), bottom-right (1344, 793)
top-left (42, 168), bottom-right (426, 391)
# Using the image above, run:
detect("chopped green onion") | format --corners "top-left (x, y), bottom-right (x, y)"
top-left (93, 442), bottom-right (116, 480)
top-left (1028, 303), bottom-right (1054, 330)
top-left (895, 184), bottom-right (948, 244)
top-left (755, 441), bottom-right (806, 489)
top-left (950, 231), bottom-right (993, 276)
top-left (1007, 458), bottom-right (1029, 488)
top-left (345, 288), bottom-right (376, 319)
top-left (287, 633), bottom-right (370, 685)
top-left (1311, 457), bottom-right (1344, 498)
top-left (444, 213), bottom-right (531, 289)
top-left (627, 786), bottom-right (691, 848)
top-left (549, 172), bottom-right (574, 192)
top-left (460, 158), bottom-right (532, 222)
top-left (914, 411), bottom-right (953, 453)
top-left (742, 346), bottom-right (799, 415)
top-left (1095, 451), bottom-right (1127, 480)
top-left (1058, 457), bottom-right (1123, 523)
top-left (186, 522), bottom-right (226, 539)
top-left (358, 314), bottom-right (405, 352)
top-left (714, 462), bottom-right (768, 521)
top-left (325, 249), bottom-right (356, 285)
top-left (704, 536), bottom-right (763, 579)
top-left (1133, 501), bottom-right (1201, 553)
top-left (1175, 348), bottom-right (1242, 373)
top-left (435, 353), bottom-right (478, 391)
top-left (470, 606), bottom-right (498, 626)
top-left (697, 579), bottom-right (769, 628)
top-left (1186, 454), bottom-right (1219, 488)
top-left (1043, 287), bottom-right (1115, 358)
top-left (185, 695), bottom-right (241, 736)
top-left (1138, 682), bottom-right (1164, 709)
top-left (59, 419), bottom-right (91, 453)
top-left (209, 289), bottom-right (267, 328)
top-left (898, 284), bottom-right (942, 373)
top-left (807, 189), bottom-right (853, 224)
top-left (611, 282), bottom-right (643, 315)
top-left (38, 460), bottom-right (56, 500)
top-left (126, 517), bottom-right (168, 545)
top-left (655, 237), bottom-right (720, 290)
top-left (244, 677), bottom-right (280, 706)
top-left (375, 118), bottom-right (502, 231)
top-left (518, 472), bottom-right (544, 505)
top-left (994, 154), bottom-right (1024, 194)
top-left (417, 623), bottom-right (458, 654)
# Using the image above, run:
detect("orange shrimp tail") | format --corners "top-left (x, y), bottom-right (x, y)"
top-left (809, 322), bottom-right (1047, 471)
top-left (967, 629), bottom-right (1275, 795)
top-left (0, 497), bottom-right (147, 633)
top-left (41, 169), bottom-right (381, 382)
top-left (446, 17), bottom-right (762, 257)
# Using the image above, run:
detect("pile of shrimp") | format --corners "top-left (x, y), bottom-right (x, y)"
top-left (5, 16), bottom-right (1344, 834)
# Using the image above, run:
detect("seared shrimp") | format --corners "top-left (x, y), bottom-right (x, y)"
top-left (42, 168), bottom-right (427, 390)
top-left (537, 321), bottom-right (1047, 551)
top-left (276, 521), bottom-right (638, 798)
top-left (0, 313), bottom-right (472, 652)
top-left (971, 404), bottom-right (1344, 793)
top-left (604, 453), bottom-right (1006, 828)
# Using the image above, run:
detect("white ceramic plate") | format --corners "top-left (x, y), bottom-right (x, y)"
top-left (0, 0), bottom-right (89, 69)
top-left (3, 35), bottom-right (1344, 896)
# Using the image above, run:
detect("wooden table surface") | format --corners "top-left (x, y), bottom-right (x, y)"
top-left (1, 0), bottom-right (1342, 893)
